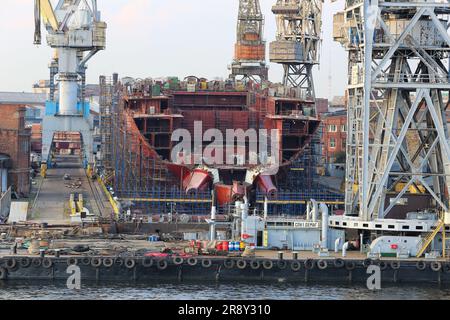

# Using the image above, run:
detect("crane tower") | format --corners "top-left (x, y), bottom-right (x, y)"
top-left (34, 0), bottom-right (106, 167)
top-left (333, 0), bottom-right (450, 222)
top-left (270, 0), bottom-right (323, 103)
top-left (230, 0), bottom-right (269, 83)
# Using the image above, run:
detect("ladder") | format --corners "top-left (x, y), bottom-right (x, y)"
top-left (416, 219), bottom-right (445, 258)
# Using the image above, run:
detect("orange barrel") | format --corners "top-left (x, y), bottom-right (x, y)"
top-left (223, 241), bottom-right (229, 251)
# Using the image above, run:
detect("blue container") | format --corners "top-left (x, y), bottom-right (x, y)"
top-left (148, 235), bottom-right (160, 242)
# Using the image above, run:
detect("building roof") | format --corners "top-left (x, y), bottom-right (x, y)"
top-left (320, 109), bottom-right (347, 119)
top-left (0, 92), bottom-right (46, 106)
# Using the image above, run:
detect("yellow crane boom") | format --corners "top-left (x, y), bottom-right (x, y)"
top-left (34, 0), bottom-right (59, 44)
top-left (39, 0), bottom-right (59, 31)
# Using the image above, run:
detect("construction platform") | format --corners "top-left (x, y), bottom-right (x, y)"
top-left (29, 155), bottom-right (114, 224)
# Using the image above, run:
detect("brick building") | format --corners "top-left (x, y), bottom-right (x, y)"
top-left (321, 110), bottom-right (347, 164)
top-left (315, 98), bottom-right (329, 115)
top-left (0, 105), bottom-right (31, 197)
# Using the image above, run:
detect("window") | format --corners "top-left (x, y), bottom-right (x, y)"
top-left (341, 125), bottom-right (347, 132)
top-left (328, 124), bottom-right (337, 132)
top-left (329, 138), bottom-right (336, 148)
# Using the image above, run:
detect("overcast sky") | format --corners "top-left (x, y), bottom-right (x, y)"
top-left (0, 0), bottom-right (347, 99)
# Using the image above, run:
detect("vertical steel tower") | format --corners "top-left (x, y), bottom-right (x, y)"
top-left (230, 0), bottom-right (269, 83)
top-left (270, 0), bottom-right (323, 101)
top-left (34, 0), bottom-right (106, 167)
top-left (335, 0), bottom-right (450, 220)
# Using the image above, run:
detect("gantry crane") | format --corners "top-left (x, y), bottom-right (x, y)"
top-left (230, 0), bottom-right (269, 84)
top-left (34, 0), bottom-right (107, 168)
top-left (270, 0), bottom-right (323, 103)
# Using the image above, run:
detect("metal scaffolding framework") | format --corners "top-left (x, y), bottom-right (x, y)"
top-left (336, 0), bottom-right (450, 220)
top-left (99, 75), bottom-right (114, 172)
top-left (270, 0), bottom-right (323, 101)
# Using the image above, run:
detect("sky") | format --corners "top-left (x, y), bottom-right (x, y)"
top-left (0, 0), bottom-right (347, 100)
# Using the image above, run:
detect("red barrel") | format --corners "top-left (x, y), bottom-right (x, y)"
top-left (216, 242), bottom-right (223, 251)
top-left (222, 241), bottom-right (229, 251)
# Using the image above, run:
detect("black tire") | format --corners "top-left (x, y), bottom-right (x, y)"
top-left (142, 257), bottom-right (153, 268)
top-left (201, 259), bottom-right (212, 268)
top-left (277, 260), bottom-right (287, 270)
top-left (290, 260), bottom-right (301, 272)
top-left (91, 257), bottom-right (102, 268)
top-left (173, 256), bottom-right (184, 266)
top-left (431, 261), bottom-right (442, 272)
top-left (390, 261), bottom-right (401, 270)
top-left (67, 257), bottom-right (78, 266)
top-left (125, 258), bottom-right (136, 269)
top-left (157, 259), bottom-right (168, 270)
top-left (304, 259), bottom-right (315, 270)
top-left (224, 259), bottom-right (235, 269)
top-left (187, 257), bottom-right (198, 266)
top-left (379, 261), bottom-right (388, 271)
top-left (81, 257), bottom-right (91, 266)
top-left (363, 258), bottom-right (373, 268)
top-left (262, 260), bottom-right (273, 270)
top-left (0, 268), bottom-right (7, 280)
top-left (250, 260), bottom-right (261, 270)
top-left (236, 260), bottom-right (247, 270)
top-left (317, 259), bottom-right (328, 270)
top-left (5, 258), bottom-right (16, 270)
top-left (416, 261), bottom-right (427, 271)
top-left (42, 258), bottom-right (53, 269)
top-left (345, 261), bottom-right (356, 271)
top-left (32, 258), bottom-right (42, 267)
top-left (334, 258), bottom-right (345, 269)
top-left (103, 257), bottom-right (114, 268)
top-left (19, 257), bottom-right (31, 268)
top-left (115, 258), bottom-right (124, 267)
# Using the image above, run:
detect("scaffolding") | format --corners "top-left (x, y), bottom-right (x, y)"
top-left (99, 75), bottom-right (114, 172)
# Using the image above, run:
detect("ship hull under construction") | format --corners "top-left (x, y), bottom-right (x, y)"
top-left (102, 78), bottom-right (343, 218)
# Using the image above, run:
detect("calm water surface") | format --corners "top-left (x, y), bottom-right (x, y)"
top-left (0, 281), bottom-right (448, 300)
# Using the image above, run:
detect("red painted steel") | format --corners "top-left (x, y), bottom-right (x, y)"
top-left (256, 175), bottom-right (277, 199)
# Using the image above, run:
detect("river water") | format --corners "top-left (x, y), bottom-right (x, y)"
top-left (0, 281), bottom-right (448, 300)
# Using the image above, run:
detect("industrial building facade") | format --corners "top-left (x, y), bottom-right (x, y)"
top-left (0, 105), bottom-right (31, 197)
